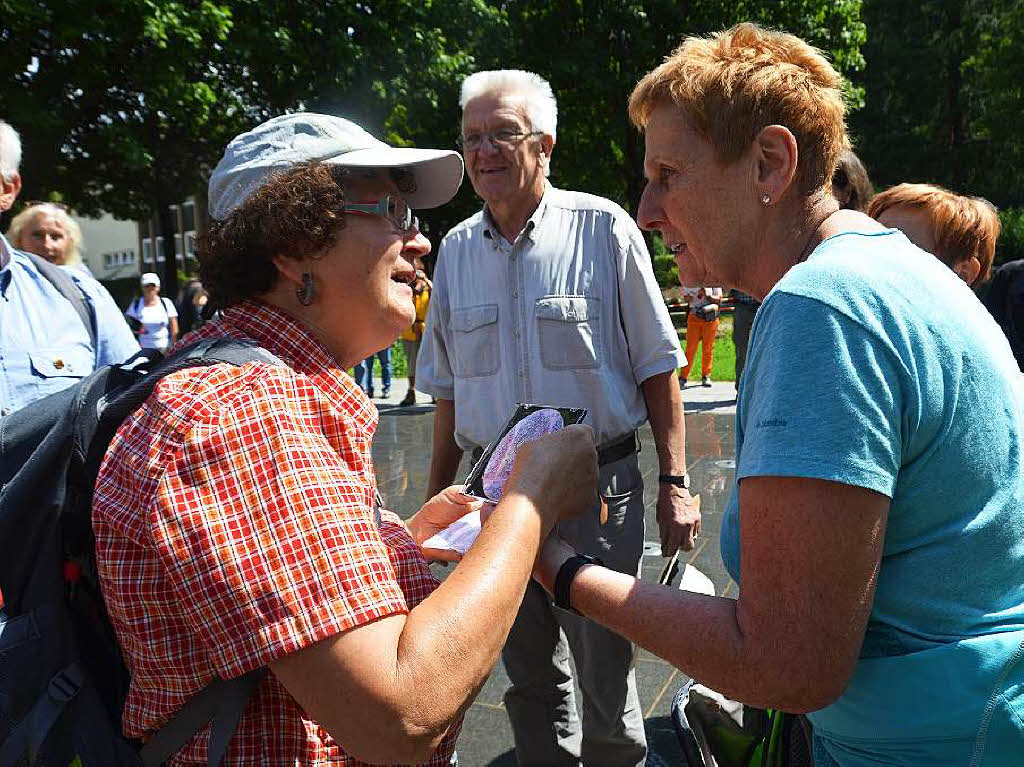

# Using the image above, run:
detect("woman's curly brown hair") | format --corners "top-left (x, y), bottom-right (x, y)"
top-left (199, 163), bottom-right (417, 307)
top-left (199, 162), bottom-right (349, 307)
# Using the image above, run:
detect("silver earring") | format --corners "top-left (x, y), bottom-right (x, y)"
top-left (761, 193), bottom-right (772, 206)
top-left (296, 271), bottom-right (315, 306)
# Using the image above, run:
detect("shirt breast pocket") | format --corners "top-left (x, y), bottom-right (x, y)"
top-left (25, 347), bottom-right (91, 404)
top-left (29, 347), bottom-right (92, 380)
top-left (536, 296), bottom-right (601, 370)
top-left (450, 304), bottom-right (500, 378)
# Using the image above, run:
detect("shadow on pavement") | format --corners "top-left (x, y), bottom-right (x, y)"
top-left (475, 715), bottom-right (685, 766)
top-left (682, 399), bottom-right (737, 412)
top-left (376, 402), bottom-right (436, 416)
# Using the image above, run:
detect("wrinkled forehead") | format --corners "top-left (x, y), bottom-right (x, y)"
top-left (461, 91), bottom-right (531, 131)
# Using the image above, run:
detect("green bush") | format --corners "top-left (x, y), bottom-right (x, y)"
top-left (351, 341), bottom-right (410, 380)
top-left (997, 208), bottom-right (1024, 267)
top-left (650, 234), bottom-right (680, 290)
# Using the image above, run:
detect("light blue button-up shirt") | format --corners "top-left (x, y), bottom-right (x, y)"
top-left (0, 234), bottom-right (140, 415)
top-left (417, 185), bottom-right (684, 451)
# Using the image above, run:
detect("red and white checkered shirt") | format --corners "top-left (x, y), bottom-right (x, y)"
top-left (93, 300), bottom-right (460, 765)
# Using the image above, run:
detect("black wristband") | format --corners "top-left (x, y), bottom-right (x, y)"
top-left (554, 553), bottom-right (603, 614)
top-left (658, 473), bottom-right (691, 489)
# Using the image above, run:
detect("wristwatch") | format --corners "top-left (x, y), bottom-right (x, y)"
top-left (554, 553), bottom-right (603, 614)
top-left (658, 473), bottom-right (691, 490)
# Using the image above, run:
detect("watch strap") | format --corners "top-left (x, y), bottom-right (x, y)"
top-left (554, 553), bottom-right (603, 613)
top-left (658, 473), bottom-right (691, 489)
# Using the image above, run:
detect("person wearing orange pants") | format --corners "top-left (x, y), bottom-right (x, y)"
top-left (681, 286), bottom-right (722, 386)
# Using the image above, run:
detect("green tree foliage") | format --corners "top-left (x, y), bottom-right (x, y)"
top-left (1, 0), bottom-right (244, 295)
top-left (497, 0), bottom-right (865, 218)
top-left (36, 1), bottom-right (1024, 286)
top-left (1, 0), bottom-right (499, 293)
top-left (851, 0), bottom-right (1024, 265)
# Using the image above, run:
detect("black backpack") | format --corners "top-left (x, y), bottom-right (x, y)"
top-left (0, 337), bottom-right (280, 766)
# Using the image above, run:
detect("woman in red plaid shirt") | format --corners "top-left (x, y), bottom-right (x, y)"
top-left (93, 113), bottom-right (599, 766)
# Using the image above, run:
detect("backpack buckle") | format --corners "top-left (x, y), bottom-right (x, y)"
top-left (48, 665), bottom-right (84, 703)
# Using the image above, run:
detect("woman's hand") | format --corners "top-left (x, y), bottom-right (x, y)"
top-left (504, 424), bottom-right (599, 535)
top-left (407, 485), bottom-right (484, 562)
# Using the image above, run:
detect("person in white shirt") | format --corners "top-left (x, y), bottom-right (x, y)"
top-left (126, 272), bottom-right (178, 352)
top-left (418, 69), bottom-right (698, 767)
top-left (681, 286), bottom-right (723, 387)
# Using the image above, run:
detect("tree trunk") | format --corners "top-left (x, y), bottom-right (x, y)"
top-left (945, 0), bottom-right (966, 189)
top-left (155, 194), bottom-right (180, 300)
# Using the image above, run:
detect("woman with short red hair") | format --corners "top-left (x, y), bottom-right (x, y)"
top-left (869, 182), bottom-right (1000, 287)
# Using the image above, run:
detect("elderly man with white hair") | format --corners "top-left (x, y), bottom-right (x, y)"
top-left (417, 70), bottom-right (699, 766)
top-left (0, 120), bottom-right (138, 416)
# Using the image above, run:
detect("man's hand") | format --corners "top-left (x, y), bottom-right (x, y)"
top-left (407, 485), bottom-right (484, 562)
top-left (657, 484), bottom-right (702, 556)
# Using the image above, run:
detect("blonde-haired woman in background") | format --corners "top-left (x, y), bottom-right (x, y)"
top-left (7, 202), bottom-right (88, 272)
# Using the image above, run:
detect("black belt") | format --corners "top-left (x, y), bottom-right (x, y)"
top-left (470, 431), bottom-right (638, 467)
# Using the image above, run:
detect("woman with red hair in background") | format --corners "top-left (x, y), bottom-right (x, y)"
top-left (869, 182), bottom-right (1000, 288)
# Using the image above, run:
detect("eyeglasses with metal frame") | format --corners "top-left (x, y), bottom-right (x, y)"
top-left (456, 130), bottom-right (544, 151)
top-left (344, 196), bottom-right (418, 233)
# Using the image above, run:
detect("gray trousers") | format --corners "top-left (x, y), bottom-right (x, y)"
top-left (501, 452), bottom-right (647, 767)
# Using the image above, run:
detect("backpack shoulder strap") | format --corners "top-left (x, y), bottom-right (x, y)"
top-left (95, 337), bottom-right (283, 434)
top-left (25, 252), bottom-right (98, 349)
top-left (138, 669), bottom-right (266, 767)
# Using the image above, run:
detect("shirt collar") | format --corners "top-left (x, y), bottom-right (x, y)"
top-left (0, 233), bottom-right (11, 271)
top-left (481, 182), bottom-right (553, 247)
top-left (217, 299), bottom-right (378, 435)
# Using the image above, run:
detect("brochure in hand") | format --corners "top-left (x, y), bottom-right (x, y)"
top-left (421, 403), bottom-right (587, 557)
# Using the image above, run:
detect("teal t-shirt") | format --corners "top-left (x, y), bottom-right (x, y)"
top-left (721, 230), bottom-right (1024, 764)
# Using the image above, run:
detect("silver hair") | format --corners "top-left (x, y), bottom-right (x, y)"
top-left (6, 203), bottom-right (85, 267)
top-left (0, 121), bottom-right (22, 182)
top-left (460, 70), bottom-right (558, 142)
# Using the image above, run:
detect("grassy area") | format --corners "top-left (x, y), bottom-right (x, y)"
top-left (360, 314), bottom-right (740, 383)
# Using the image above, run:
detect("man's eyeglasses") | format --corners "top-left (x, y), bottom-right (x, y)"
top-left (457, 130), bottom-right (544, 151)
top-left (344, 196), bottom-right (418, 233)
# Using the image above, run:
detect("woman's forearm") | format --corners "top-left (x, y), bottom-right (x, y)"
top-left (391, 493), bottom-right (548, 747)
top-left (566, 567), bottom-right (758, 701)
top-left (274, 426), bottom-right (599, 764)
top-left (563, 565), bottom-right (848, 713)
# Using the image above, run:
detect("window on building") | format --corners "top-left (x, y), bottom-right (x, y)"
top-left (102, 250), bottom-right (136, 269)
top-left (181, 200), bottom-right (196, 233)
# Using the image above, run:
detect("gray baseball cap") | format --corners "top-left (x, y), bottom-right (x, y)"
top-left (208, 113), bottom-right (464, 220)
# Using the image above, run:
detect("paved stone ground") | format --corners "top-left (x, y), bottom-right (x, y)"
top-left (367, 377), bottom-right (737, 766)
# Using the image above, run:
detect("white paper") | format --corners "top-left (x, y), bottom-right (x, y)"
top-left (679, 563), bottom-right (716, 597)
top-left (422, 509), bottom-right (483, 555)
